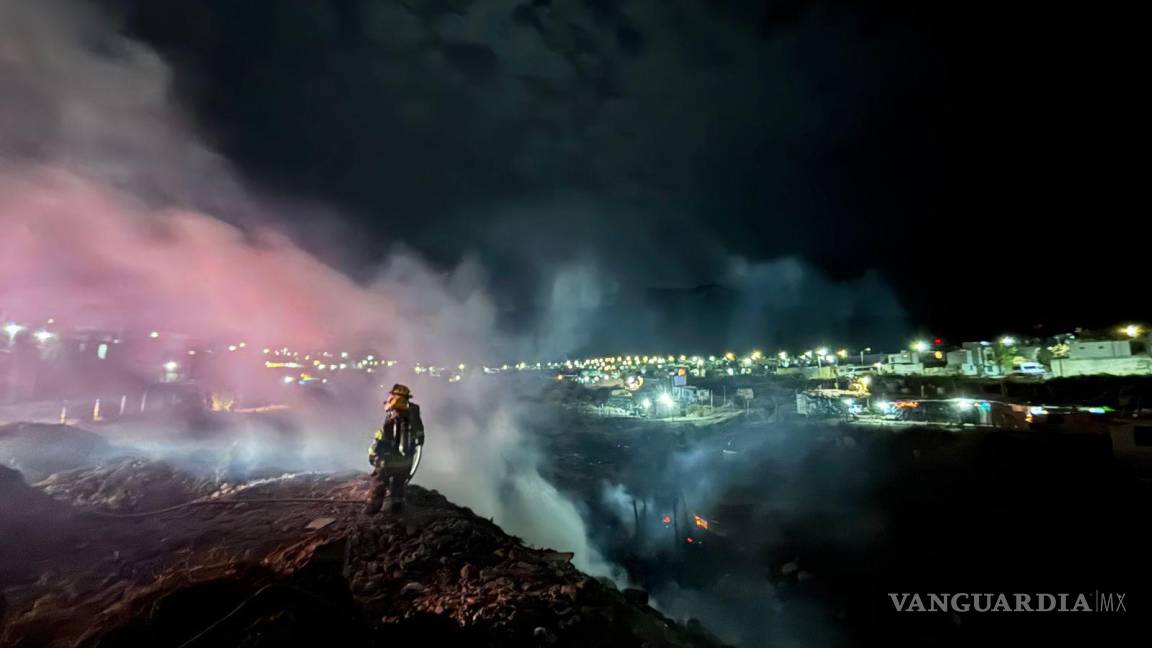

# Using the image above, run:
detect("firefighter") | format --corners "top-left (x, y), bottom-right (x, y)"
top-left (365, 384), bottom-right (425, 515)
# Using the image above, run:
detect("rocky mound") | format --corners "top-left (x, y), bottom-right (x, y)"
top-left (1, 465), bottom-right (725, 647)
top-left (343, 489), bottom-right (721, 646)
top-left (36, 457), bottom-right (218, 513)
top-left (0, 423), bottom-right (114, 482)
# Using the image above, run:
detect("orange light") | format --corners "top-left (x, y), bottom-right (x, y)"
top-left (692, 514), bottom-right (709, 530)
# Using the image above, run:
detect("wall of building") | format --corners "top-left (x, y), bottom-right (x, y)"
top-left (1069, 340), bottom-right (1133, 360)
top-left (879, 362), bottom-right (924, 376)
top-left (1050, 355), bottom-right (1152, 377)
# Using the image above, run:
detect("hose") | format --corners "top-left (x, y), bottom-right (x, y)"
top-left (176, 583), bottom-right (279, 648)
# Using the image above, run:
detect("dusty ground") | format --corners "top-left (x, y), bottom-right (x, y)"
top-left (0, 460), bottom-right (723, 647)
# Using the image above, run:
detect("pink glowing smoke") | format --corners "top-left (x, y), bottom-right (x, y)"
top-left (0, 170), bottom-right (397, 348)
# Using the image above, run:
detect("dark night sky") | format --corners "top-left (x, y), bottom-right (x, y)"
top-left (90, 0), bottom-right (1147, 351)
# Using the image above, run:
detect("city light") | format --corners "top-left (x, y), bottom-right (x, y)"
top-left (283, 376), bottom-right (296, 384)
top-left (34, 330), bottom-right (55, 343)
top-left (149, 331), bottom-right (159, 338)
top-left (659, 393), bottom-right (675, 408)
top-left (836, 349), bottom-right (848, 359)
top-left (1000, 336), bottom-right (1016, 346)
top-left (163, 361), bottom-right (179, 372)
top-left (1121, 324), bottom-right (1142, 338)
top-left (816, 347), bottom-right (829, 357)
top-left (641, 398), bottom-right (652, 409)
top-left (912, 340), bottom-right (929, 353)
top-left (3, 323), bottom-right (23, 340)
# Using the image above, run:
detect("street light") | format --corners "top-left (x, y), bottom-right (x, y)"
top-left (33, 330), bottom-right (55, 343)
top-left (1121, 324), bottom-right (1142, 338)
top-left (912, 340), bottom-right (929, 353)
top-left (1000, 336), bottom-right (1016, 346)
top-left (3, 323), bottom-right (23, 341)
top-left (163, 361), bottom-right (179, 372)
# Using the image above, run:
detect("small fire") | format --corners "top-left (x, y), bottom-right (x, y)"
top-left (692, 514), bottom-right (709, 530)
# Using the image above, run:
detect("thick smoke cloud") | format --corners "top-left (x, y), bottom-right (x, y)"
top-left (98, 0), bottom-right (912, 350)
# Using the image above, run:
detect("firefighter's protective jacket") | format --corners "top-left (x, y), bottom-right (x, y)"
top-left (368, 403), bottom-right (424, 468)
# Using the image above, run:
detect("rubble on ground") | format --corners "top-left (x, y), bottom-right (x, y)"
top-left (35, 457), bottom-right (217, 513)
top-left (0, 459), bottom-right (726, 647)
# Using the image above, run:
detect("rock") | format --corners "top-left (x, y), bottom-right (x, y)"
top-left (401, 582), bottom-right (426, 595)
top-left (305, 517), bottom-right (336, 530)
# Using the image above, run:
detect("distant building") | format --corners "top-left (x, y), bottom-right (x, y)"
top-left (1068, 339), bottom-right (1136, 360)
top-left (947, 343), bottom-right (1002, 377)
top-left (1050, 339), bottom-right (1151, 377)
top-left (671, 384), bottom-right (711, 404)
top-left (880, 351), bottom-right (924, 375)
